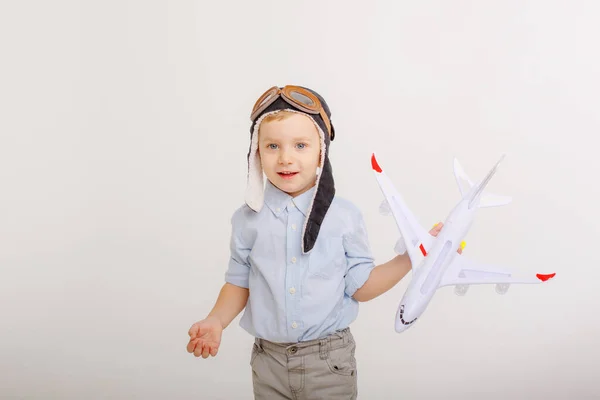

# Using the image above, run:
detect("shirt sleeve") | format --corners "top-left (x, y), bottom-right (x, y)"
top-left (343, 209), bottom-right (375, 297)
top-left (224, 207), bottom-right (251, 288)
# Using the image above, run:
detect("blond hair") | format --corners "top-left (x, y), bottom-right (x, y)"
top-left (262, 110), bottom-right (295, 123)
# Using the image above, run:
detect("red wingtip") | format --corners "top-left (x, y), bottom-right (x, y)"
top-left (536, 273), bottom-right (556, 282)
top-left (371, 153), bottom-right (382, 173)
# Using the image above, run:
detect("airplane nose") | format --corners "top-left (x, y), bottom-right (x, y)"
top-left (395, 321), bottom-right (407, 333)
top-left (397, 304), bottom-right (418, 329)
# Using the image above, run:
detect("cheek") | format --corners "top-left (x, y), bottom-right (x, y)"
top-left (259, 153), bottom-right (275, 168)
top-left (301, 150), bottom-right (321, 169)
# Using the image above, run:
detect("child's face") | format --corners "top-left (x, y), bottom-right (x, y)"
top-left (258, 113), bottom-right (321, 198)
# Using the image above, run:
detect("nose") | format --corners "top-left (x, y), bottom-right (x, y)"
top-left (278, 148), bottom-right (292, 164)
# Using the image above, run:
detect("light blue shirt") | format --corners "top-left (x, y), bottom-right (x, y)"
top-left (225, 180), bottom-right (375, 343)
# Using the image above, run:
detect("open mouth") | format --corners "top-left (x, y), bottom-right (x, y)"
top-left (278, 172), bottom-right (298, 179)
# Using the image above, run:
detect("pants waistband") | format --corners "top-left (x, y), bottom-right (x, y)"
top-left (254, 328), bottom-right (353, 357)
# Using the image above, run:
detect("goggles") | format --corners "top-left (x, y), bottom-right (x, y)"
top-left (250, 85), bottom-right (334, 140)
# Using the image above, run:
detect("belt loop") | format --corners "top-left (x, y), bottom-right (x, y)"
top-left (255, 337), bottom-right (264, 352)
top-left (319, 338), bottom-right (328, 360)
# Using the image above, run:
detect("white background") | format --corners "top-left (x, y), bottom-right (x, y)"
top-left (1, 1), bottom-right (598, 399)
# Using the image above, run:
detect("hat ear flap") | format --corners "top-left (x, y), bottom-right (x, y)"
top-left (244, 113), bottom-right (269, 212)
top-left (301, 120), bottom-right (334, 254)
top-left (302, 156), bottom-right (335, 253)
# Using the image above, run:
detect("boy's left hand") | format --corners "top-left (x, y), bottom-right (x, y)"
top-left (429, 222), bottom-right (464, 254)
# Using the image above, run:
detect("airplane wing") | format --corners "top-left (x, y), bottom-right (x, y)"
top-left (439, 253), bottom-right (556, 287)
top-left (371, 153), bottom-right (434, 269)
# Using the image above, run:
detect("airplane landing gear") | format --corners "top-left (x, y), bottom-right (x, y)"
top-left (454, 284), bottom-right (469, 296)
top-left (495, 283), bottom-right (510, 295)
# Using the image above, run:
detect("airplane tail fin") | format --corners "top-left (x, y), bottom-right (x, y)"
top-left (453, 158), bottom-right (474, 197)
top-left (453, 157), bottom-right (512, 208)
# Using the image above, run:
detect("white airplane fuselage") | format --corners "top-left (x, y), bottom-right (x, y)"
top-left (395, 185), bottom-right (481, 332)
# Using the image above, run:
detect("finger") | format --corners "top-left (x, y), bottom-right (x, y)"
top-left (429, 224), bottom-right (436, 234)
top-left (193, 340), bottom-right (205, 357)
top-left (186, 340), bottom-right (195, 353)
top-left (187, 338), bottom-right (201, 353)
top-left (429, 222), bottom-right (443, 235)
top-left (201, 345), bottom-right (210, 359)
top-left (209, 345), bottom-right (218, 357)
top-left (188, 324), bottom-right (199, 339)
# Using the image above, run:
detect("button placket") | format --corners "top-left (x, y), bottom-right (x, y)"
top-left (286, 201), bottom-right (304, 338)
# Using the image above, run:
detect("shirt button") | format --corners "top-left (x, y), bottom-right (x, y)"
top-left (291, 257), bottom-right (296, 263)
top-left (276, 208), bottom-right (281, 213)
top-left (289, 287), bottom-right (296, 294)
top-left (291, 224), bottom-right (297, 231)
top-left (291, 322), bottom-right (297, 329)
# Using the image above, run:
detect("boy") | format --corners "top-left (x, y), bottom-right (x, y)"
top-left (186, 85), bottom-right (451, 399)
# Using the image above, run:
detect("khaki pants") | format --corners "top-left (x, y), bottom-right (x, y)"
top-left (250, 327), bottom-right (358, 400)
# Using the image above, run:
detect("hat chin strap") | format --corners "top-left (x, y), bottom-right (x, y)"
top-left (244, 109), bottom-right (329, 254)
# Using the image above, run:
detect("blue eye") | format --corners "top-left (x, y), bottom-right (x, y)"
top-left (268, 144), bottom-right (278, 150)
top-left (296, 143), bottom-right (306, 149)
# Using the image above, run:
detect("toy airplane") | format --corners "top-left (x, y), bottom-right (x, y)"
top-left (371, 153), bottom-right (555, 333)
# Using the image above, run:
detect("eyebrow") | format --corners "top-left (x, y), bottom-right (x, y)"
top-left (259, 135), bottom-right (316, 142)
top-left (294, 136), bottom-right (316, 142)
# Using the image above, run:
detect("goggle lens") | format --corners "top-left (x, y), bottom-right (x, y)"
top-left (289, 91), bottom-right (315, 107)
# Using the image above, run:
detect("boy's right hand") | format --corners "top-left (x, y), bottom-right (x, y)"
top-left (186, 316), bottom-right (223, 358)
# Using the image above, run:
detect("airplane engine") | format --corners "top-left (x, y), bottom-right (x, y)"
top-left (454, 284), bottom-right (469, 296)
top-left (495, 283), bottom-right (510, 295)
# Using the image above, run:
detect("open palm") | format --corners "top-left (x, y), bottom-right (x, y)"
top-left (187, 316), bottom-right (223, 359)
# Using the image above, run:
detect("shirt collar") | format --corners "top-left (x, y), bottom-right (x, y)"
top-left (291, 185), bottom-right (315, 217)
top-left (263, 180), bottom-right (316, 217)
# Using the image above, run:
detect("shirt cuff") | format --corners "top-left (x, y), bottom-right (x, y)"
top-left (345, 262), bottom-right (375, 297)
top-left (224, 259), bottom-right (250, 288)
